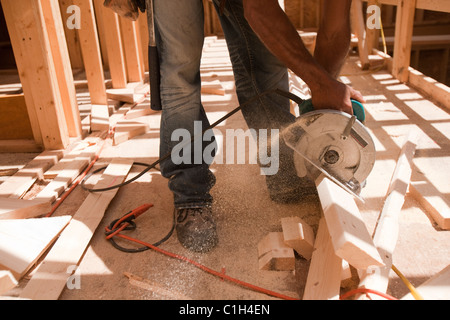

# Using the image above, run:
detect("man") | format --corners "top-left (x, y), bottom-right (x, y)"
top-left (153, 0), bottom-right (362, 253)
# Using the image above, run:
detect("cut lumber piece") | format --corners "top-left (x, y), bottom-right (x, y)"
top-left (124, 272), bottom-right (192, 300)
top-left (0, 149), bottom-right (65, 198)
top-left (281, 216), bottom-right (315, 260)
top-left (20, 158), bottom-right (133, 300)
top-left (257, 232), bottom-right (295, 271)
top-left (0, 216), bottom-right (71, 279)
top-left (401, 264), bottom-right (450, 300)
top-left (90, 104), bottom-right (110, 132)
top-left (106, 82), bottom-right (146, 104)
top-left (113, 120), bottom-right (150, 146)
top-left (0, 94), bottom-right (33, 140)
top-left (0, 270), bottom-right (17, 295)
top-left (201, 79), bottom-right (225, 96)
top-left (303, 218), bottom-right (343, 300)
top-left (0, 198), bottom-right (52, 220)
top-left (358, 130), bottom-right (418, 299)
top-left (315, 175), bottom-right (385, 270)
top-left (35, 158), bottom-right (90, 203)
top-left (123, 103), bottom-right (155, 120)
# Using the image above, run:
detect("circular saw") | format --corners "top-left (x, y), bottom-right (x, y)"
top-left (282, 99), bottom-right (376, 201)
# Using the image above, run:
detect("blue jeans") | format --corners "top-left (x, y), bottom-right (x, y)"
top-left (154, 0), bottom-right (301, 208)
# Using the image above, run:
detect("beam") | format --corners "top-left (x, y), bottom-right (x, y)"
top-left (315, 175), bottom-right (385, 270)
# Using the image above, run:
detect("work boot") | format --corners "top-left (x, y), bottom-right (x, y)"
top-left (175, 207), bottom-right (218, 253)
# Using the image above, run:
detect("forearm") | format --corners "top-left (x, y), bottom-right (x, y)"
top-left (243, 0), bottom-right (335, 93)
top-left (314, 0), bottom-right (353, 78)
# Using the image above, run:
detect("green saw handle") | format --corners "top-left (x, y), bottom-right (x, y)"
top-left (298, 98), bottom-right (366, 123)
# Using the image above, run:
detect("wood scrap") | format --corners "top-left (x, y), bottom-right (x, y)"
top-left (90, 104), bottom-right (110, 132)
top-left (315, 175), bottom-right (385, 270)
top-left (124, 272), bottom-right (192, 300)
top-left (358, 130), bottom-right (418, 299)
top-left (0, 198), bottom-right (52, 220)
top-left (0, 215), bottom-right (71, 279)
top-left (0, 270), bottom-right (17, 295)
top-left (106, 82), bottom-right (147, 104)
top-left (303, 218), bottom-right (343, 300)
top-left (257, 232), bottom-right (295, 271)
top-left (113, 120), bottom-right (150, 146)
top-left (281, 216), bottom-right (315, 260)
top-left (19, 158), bottom-right (133, 300)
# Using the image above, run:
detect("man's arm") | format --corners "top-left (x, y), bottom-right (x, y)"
top-left (243, 0), bottom-right (363, 115)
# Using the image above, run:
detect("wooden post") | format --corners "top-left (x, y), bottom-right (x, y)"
top-left (351, 0), bottom-right (371, 70)
top-left (392, 0), bottom-right (416, 82)
top-left (2, 0), bottom-right (70, 150)
top-left (73, 0), bottom-right (108, 105)
top-left (42, 0), bottom-right (82, 138)
top-left (138, 11), bottom-right (149, 72)
top-left (59, 0), bottom-right (84, 70)
top-left (119, 16), bottom-right (145, 83)
top-left (96, 0), bottom-right (127, 88)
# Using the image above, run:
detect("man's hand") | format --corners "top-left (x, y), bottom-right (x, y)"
top-left (310, 79), bottom-right (365, 115)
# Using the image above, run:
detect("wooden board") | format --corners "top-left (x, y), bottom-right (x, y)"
top-left (0, 198), bottom-right (52, 220)
top-left (303, 218), bottom-right (342, 300)
top-left (281, 216), bottom-right (315, 260)
top-left (19, 158), bottom-right (133, 300)
top-left (358, 130), bottom-right (418, 299)
top-left (113, 120), bottom-right (150, 146)
top-left (90, 104), bottom-right (110, 132)
top-left (315, 175), bottom-right (384, 270)
top-left (257, 232), bottom-right (295, 271)
top-left (0, 215), bottom-right (71, 279)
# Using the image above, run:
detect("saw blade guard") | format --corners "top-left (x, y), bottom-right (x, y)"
top-left (282, 110), bottom-right (376, 198)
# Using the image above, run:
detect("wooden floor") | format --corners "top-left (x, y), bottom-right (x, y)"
top-left (1, 37), bottom-right (449, 300)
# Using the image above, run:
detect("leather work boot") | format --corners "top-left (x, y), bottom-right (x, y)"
top-left (175, 207), bottom-right (218, 253)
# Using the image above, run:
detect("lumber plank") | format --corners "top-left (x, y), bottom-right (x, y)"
top-left (201, 79), bottom-right (225, 96)
top-left (72, 0), bottom-right (108, 105)
top-left (119, 16), bottom-right (145, 83)
top-left (96, 0), bottom-right (127, 88)
top-left (2, 0), bottom-right (70, 149)
top-left (401, 264), bottom-right (450, 300)
top-left (303, 218), bottom-right (342, 300)
top-left (113, 120), bottom-right (150, 146)
top-left (41, 0), bottom-right (82, 138)
top-left (19, 158), bottom-right (133, 300)
top-left (106, 82), bottom-right (146, 104)
top-left (0, 198), bottom-right (52, 220)
top-left (281, 216), bottom-right (315, 260)
top-left (257, 232), bottom-right (295, 271)
top-left (0, 216), bottom-right (71, 279)
top-left (0, 270), bottom-right (17, 295)
top-left (357, 130), bottom-right (418, 299)
top-left (315, 175), bottom-right (385, 270)
top-left (0, 94), bottom-right (34, 140)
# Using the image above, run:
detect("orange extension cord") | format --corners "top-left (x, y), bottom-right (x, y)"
top-left (45, 90), bottom-right (398, 301)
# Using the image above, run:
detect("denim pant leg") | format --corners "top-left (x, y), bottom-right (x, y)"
top-left (154, 0), bottom-right (216, 208)
top-left (212, 0), bottom-right (314, 197)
